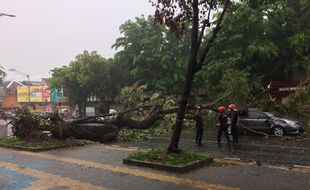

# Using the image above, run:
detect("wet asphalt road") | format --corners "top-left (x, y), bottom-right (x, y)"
top-left (120, 130), bottom-right (310, 167)
top-left (112, 128), bottom-right (310, 162)
top-left (0, 130), bottom-right (309, 190)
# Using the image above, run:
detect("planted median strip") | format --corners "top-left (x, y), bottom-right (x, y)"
top-left (124, 148), bottom-right (213, 172)
top-left (0, 137), bottom-right (83, 152)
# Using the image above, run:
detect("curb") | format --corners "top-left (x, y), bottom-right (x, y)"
top-left (101, 144), bottom-right (310, 173)
top-left (291, 165), bottom-right (310, 173)
top-left (0, 143), bottom-right (83, 152)
top-left (293, 165), bottom-right (310, 169)
top-left (214, 157), bottom-right (255, 166)
top-left (123, 157), bottom-right (213, 173)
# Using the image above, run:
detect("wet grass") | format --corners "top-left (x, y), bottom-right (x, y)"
top-left (127, 148), bottom-right (211, 166)
top-left (0, 137), bottom-right (68, 148)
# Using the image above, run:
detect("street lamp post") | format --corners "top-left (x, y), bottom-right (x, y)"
top-left (26, 74), bottom-right (30, 106)
top-left (8, 69), bottom-right (31, 106)
top-left (0, 13), bottom-right (16, 17)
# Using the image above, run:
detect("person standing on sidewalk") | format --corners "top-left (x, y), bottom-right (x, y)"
top-left (217, 106), bottom-right (230, 146)
top-left (195, 105), bottom-right (204, 146)
top-left (228, 104), bottom-right (239, 143)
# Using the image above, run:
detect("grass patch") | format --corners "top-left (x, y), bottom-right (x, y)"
top-left (0, 137), bottom-right (69, 148)
top-left (127, 148), bottom-right (211, 166)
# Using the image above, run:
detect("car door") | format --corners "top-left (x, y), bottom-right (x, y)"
top-left (238, 111), bottom-right (255, 130)
top-left (240, 111), bottom-right (266, 131)
top-left (241, 111), bottom-right (257, 130)
top-left (251, 111), bottom-right (270, 132)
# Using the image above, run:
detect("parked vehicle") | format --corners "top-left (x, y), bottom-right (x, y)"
top-left (4, 112), bottom-right (15, 119)
top-left (239, 109), bottom-right (304, 137)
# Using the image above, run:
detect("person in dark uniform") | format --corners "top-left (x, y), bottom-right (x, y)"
top-left (228, 104), bottom-right (239, 143)
top-left (194, 105), bottom-right (204, 146)
top-left (217, 106), bottom-right (230, 146)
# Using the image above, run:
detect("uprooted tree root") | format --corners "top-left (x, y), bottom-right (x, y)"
top-left (8, 107), bottom-right (65, 142)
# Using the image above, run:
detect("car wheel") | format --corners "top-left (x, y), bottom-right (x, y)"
top-left (273, 126), bottom-right (285, 137)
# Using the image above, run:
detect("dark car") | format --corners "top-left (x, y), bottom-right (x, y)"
top-left (238, 109), bottom-right (304, 137)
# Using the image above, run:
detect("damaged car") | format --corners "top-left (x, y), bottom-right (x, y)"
top-left (239, 109), bottom-right (304, 137)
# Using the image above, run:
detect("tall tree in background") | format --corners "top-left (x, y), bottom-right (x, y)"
top-left (50, 51), bottom-right (118, 116)
top-left (199, 0), bottom-right (309, 104)
top-left (152, 0), bottom-right (230, 152)
top-left (113, 16), bottom-right (191, 94)
top-left (287, 0), bottom-right (310, 75)
top-left (0, 66), bottom-right (6, 84)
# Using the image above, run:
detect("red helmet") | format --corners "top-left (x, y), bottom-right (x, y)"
top-left (217, 106), bottom-right (225, 113)
top-left (228, 104), bottom-right (236, 109)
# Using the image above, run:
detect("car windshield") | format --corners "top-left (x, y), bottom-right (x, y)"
top-left (264, 112), bottom-right (275, 118)
top-left (264, 112), bottom-right (284, 118)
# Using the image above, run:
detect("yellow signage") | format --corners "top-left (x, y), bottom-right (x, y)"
top-left (17, 86), bottom-right (29, 102)
top-left (17, 86), bottom-right (50, 103)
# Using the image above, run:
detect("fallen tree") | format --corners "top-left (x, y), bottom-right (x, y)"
top-left (63, 105), bottom-right (187, 142)
top-left (61, 94), bottom-right (229, 142)
top-left (8, 84), bottom-right (277, 143)
top-left (6, 101), bottom-right (205, 143)
top-left (7, 105), bottom-right (178, 143)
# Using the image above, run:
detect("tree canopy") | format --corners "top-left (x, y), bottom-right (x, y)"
top-left (50, 51), bottom-right (120, 115)
top-left (113, 16), bottom-right (191, 94)
top-left (198, 0), bottom-right (310, 105)
top-left (0, 66), bottom-right (6, 84)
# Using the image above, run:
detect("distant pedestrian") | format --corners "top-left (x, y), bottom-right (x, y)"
top-left (194, 105), bottom-right (204, 146)
top-left (217, 106), bottom-right (230, 146)
top-left (228, 104), bottom-right (239, 143)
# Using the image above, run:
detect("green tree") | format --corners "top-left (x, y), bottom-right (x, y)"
top-left (113, 16), bottom-right (190, 94)
top-left (287, 0), bottom-right (310, 74)
top-left (0, 66), bottom-right (6, 84)
top-left (153, 0), bottom-right (231, 152)
top-left (200, 0), bottom-right (309, 105)
top-left (50, 51), bottom-right (119, 116)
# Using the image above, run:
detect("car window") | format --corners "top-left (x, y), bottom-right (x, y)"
top-left (272, 112), bottom-right (283, 117)
top-left (257, 112), bottom-right (268, 119)
top-left (264, 112), bottom-right (274, 117)
top-left (248, 111), bottom-right (268, 119)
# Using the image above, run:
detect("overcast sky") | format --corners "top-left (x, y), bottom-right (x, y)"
top-left (0, 0), bottom-right (155, 81)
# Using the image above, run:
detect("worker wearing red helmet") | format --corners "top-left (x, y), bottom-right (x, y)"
top-left (228, 104), bottom-right (239, 143)
top-left (217, 106), bottom-right (230, 146)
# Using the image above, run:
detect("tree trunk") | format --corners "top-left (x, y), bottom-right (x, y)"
top-left (63, 122), bottom-right (120, 142)
top-left (101, 100), bottom-right (111, 114)
top-left (78, 101), bottom-right (87, 118)
top-left (167, 0), bottom-right (199, 152)
top-left (77, 103), bottom-right (82, 118)
top-left (82, 101), bottom-right (87, 117)
top-left (59, 103), bottom-right (219, 143)
top-left (62, 110), bottom-right (162, 142)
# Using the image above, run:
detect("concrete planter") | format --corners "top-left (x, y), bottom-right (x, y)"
top-left (123, 157), bottom-right (213, 173)
top-left (0, 142), bottom-right (82, 152)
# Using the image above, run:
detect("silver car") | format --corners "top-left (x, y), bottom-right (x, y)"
top-left (239, 110), bottom-right (304, 137)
